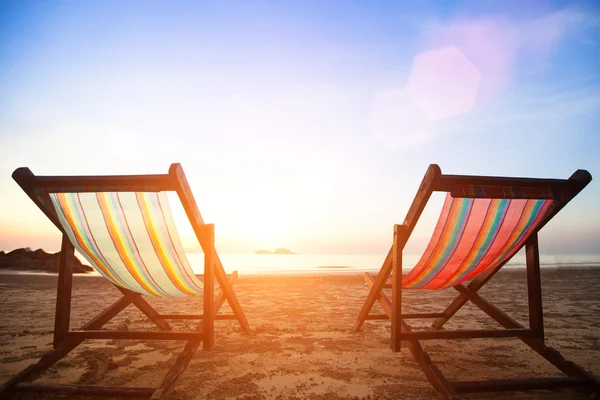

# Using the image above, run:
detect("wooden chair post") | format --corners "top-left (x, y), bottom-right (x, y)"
top-left (391, 224), bottom-right (403, 352)
top-left (53, 233), bottom-right (74, 348)
top-left (526, 232), bottom-right (544, 341)
top-left (203, 224), bottom-right (215, 351)
top-left (170, 163), bottom-right (250, 332)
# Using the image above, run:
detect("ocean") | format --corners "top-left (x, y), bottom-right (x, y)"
top-left (188, 252), bottom-right (600, 275)
top-left (2, 252), bottom-right (599, 277)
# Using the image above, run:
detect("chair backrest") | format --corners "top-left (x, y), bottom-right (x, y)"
top-left (51, 191), bottom-right (203, 297)
top-left (403, 194), bottom-right (554, 289)
top-left (13, 164), bottom-right (211, 298)
top-left (398, 166), bottom-right (592, 290)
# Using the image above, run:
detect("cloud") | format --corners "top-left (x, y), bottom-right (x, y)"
top-left (436, 81), bottom-right (600, 137)
top-left (367, 7), bottom-right (599, 150)
top-left (523, 7), bottom-right (600, 48)
top-left (489, 86), bottom-right (600, 124)
top-left (417, 8), bottom-right (595, 97)
top-left (519, 9), bottom-right (584, 52)
top-left (406, 46), bottom-right (482, 120)
top-left (419, 17), bottom-right (519, 99)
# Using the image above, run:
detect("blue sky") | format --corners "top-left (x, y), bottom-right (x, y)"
top-left (1, 0), bottom-right (599, 255)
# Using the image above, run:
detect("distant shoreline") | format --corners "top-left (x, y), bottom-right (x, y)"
top-left (255, 248), bottom-right (296, 255)
top-left (2, 264), bottom-right (600, 278)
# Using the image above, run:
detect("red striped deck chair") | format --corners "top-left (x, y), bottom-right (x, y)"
top-left (1, 163), bottom-right (249, 399)
top-left (355, 165), bottom-right (599, 399)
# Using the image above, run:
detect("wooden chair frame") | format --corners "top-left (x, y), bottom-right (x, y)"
top-left (355, 165), bottom-right (599, 399)
top-left (1, 163), bottom-right (250, 399)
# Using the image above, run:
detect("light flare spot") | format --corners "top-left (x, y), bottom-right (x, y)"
top-left (406, 46), bottom-right (482, 120)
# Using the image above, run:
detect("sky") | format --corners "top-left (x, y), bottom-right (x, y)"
top-left (1, 0), bottom-right (599, 256)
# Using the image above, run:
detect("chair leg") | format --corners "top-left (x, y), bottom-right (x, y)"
top-left (525, 233), bottom-right (544, 340)
top-left (0, 294), bottom-right (135, 396)
top-left (400, 321), bottom-right (462, 399)
top-left (391, 224), bottom-right (403, 352)
top-left (2, 337), bottom-right (205, 400)
top-left (1, 291), bottom-right (213, 399)
top-left (456, 284), bottom-right (600, 392)
top-left (0, 339), bottom-right (85, 395)
top-left (355, 253), bottom-right (394, 331)
top-left (364, 271), bottom-right (462, 398)
top-left (151, 339), bottom-right (202, 399)
top-left (214, 271), bottom-right (237, 314)
top-left (213, 260), bottom-right (250, 332)
top-left (115, 286), bottom-right (172, 331)
top-left (153, 224), bottom-right (216, 397)
top-left (397, 284), bottom-right (599, 398)
top-left (203, 224), bottom-right (215, 351)
top-left (54, 234), bottom-right (74, 348)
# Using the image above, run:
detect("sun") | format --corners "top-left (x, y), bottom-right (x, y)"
top-left (237, 201), bottom-right (288, 250)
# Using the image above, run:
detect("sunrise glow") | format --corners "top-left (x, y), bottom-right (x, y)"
top-left (1, 1), bottom-right (599, 257)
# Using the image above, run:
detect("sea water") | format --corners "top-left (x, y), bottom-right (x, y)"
top-left (184, 252), bottom-right (600, 275)
top-left (2, 252), bottom-right (599, 277)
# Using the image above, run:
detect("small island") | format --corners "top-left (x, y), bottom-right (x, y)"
top-left (0, 247), bottom-right (93, 274)
top-left (255, 248), bottom-right (296, 255)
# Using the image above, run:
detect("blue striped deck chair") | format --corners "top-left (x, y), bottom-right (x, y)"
top-left (355, 164), bottom-right (599, 399)
top-left (1, 163), bottom-right (249, 399)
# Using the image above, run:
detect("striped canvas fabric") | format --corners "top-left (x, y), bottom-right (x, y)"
top-left (50, 192), bottom-right (205, 298)
top-left (402, 193), bottom-right (555, 290)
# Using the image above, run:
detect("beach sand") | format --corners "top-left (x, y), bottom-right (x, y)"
top-left (1, 268), bottom-right (599, 399)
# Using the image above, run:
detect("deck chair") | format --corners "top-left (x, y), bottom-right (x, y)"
top-left (0, 163), bottom-right (249, 399)
top-left (355, 164), bottom-right (599, 399)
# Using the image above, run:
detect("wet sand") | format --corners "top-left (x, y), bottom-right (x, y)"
top-left (1, 268), bottom-right (599, 399)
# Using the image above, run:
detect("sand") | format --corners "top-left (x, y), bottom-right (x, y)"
top-left (0, 268), bottom-right (599, 399)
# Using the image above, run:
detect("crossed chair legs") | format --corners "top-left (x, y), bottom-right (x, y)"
top-left (0, 280), bottom-right (243, 399)
top-left (356, 236), bottom-right (600, 399)
top-left (0, 236), bottom-right (247, 399)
